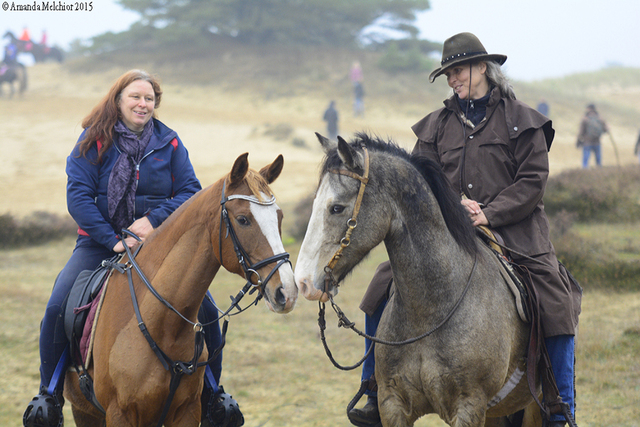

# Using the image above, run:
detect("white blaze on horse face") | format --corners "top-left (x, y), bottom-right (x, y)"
top-left (295, 176), bottom-right (335, 302)
top-left (250, 195), bottom-right (297, 312)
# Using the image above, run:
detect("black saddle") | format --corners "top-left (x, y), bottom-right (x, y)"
top-left (63, 255), bottom-right (119, 356)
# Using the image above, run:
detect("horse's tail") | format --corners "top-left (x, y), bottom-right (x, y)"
top-left (18, 64), bottom-right (27, 93)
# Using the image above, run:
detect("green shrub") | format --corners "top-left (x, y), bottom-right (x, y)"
top-left (0, 212), bottom-right (76, 249)
top-left (544, 165), bottom-right (640, 223)
top-left (289, 192), bottom-right (315, 241)
top-left (377, 41), bottom-right (437, 74)
top-left (550, 213), bottom-right (640, 291)
top-left (263, 123), bottom-right (294, 141)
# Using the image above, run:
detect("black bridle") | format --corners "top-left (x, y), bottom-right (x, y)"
top-left (219, 178), bottom-right (291, 309)
top-left (101, 181), bottom-right (290, 427)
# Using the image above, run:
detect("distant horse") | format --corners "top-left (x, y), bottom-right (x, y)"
top-left (3, 31), bottom-right (64, 62)
top-left (295, 134), bottom-right (542, 427)
top-left (30, 43), bottom-right (64, 63)
top-left (0, 63), bottom-right (27, 97)
top-left (64, 153), bottom-right (298, 426)
top-left (3, 31), bottom-right (31, 53)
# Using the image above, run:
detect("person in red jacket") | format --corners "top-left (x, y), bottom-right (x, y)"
top-left (19, 26), bottom-right (31, 41)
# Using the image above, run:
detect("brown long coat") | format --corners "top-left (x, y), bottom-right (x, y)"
top-left (361, 88), bottom-right (581, 337)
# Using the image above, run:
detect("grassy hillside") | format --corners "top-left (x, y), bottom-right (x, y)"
top-left (68, 39), bottom-right (640, 166)
top-left (1, 42), bottom-right (639, 427)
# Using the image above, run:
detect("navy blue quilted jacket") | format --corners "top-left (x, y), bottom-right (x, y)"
top-left (66, 119), bottom-right (201, 250)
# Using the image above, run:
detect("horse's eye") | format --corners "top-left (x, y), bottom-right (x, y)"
top-left (330, 205), bottom-right (345, 215)
top-left (236, 215), bottom-right (251, 226)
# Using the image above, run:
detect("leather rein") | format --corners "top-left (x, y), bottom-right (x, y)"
top-left (317, 145), bottom-right (477, 371)
top-left (103, 181), bottom-right (290, 427)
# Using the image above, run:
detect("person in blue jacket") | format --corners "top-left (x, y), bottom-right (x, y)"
top-left (23, 69), bottom-right (243, 427)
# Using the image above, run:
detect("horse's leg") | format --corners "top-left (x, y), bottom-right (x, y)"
top-left (520, 401), bottom-right (542, 427)
top-left (71, 404), bottom-right (105, 427)
top-left (378, 395), bottom-right (413, 427)
top-left (484, 416), bottom-right (514, 427)
top-left (65, 374), bottom-right (107, 427)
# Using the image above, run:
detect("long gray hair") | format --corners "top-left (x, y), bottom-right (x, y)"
top-left (484, 60), bottom-right (516, 100)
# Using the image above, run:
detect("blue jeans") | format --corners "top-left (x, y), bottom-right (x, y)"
top-left (361, 298), bottom-right (575, 420)
top-left (582, 145), bottom-right (601, 168)
top-left (361, 299), bottom-right (386, 397)
top-left (39, 235), bottom-right (223, 392)
top-left (546, 335), bottom-right (575, 422)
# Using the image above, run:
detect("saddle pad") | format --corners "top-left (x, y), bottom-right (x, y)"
top-left (495, 253), bottom-right (529, 323)
top-left (80, 270), bottom-right (112, 366)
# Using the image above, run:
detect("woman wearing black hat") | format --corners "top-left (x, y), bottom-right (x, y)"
top-left (348, 32), bottom-right (581, 427)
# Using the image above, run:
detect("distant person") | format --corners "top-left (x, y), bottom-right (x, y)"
top-left (22, 69), bottom-right (243, 427)
top-left (350, 60), bottom-right (363, 86)
top-left (19, 26), bottom-right (31, 41)
top-left (3, 42), bottom-right (18, 65)
top-left (323, 100), bottom-right (339, 140)
top-left (576, 103), bottom-right (608, 168)
top-left (635, 129), bottom-right (640, 164)
top-left (19, 26), bottom-right (33, 51)
top-left (537, 99), bottom-right (549, 117)
top-left (353, 81), bottom-right (365, 117)
top-left (40, 29), bottom-right (48, 47)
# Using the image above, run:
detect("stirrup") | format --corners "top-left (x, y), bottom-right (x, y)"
top-left (23, 392), bottom-right (63, 427)
top-left (347, 379), bottom-right (381, 427)
top-left (202, 385), bottom-right (244, 427)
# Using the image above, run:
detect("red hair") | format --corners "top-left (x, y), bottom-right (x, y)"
top-left (78, 69), bottom-right (163, 161)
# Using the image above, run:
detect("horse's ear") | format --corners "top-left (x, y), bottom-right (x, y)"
top-left (315, 132), bottom-right (336, 153)
top-left (260, 154), bottom-right (284, 184)
top-left (337, 136), bottom-right (363, 171)
top-left (229, 153), bottom-right (250, 185)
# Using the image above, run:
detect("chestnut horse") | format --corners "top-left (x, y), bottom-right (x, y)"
top-left (64, 153), bottom-right (297, 426)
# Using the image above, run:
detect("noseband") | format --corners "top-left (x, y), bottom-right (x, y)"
top-left (323, 145), bottom-right (369, 290)
top-left (219, 179), bottom-right (291, 302)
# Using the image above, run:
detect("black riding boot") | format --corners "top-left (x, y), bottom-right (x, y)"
top-left (348, 395), bottom-right (381, 427)
top-left (23, 386), bottom-right (64, 427)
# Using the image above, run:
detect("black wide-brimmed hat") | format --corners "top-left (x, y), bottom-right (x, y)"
top-left (429, 32), bottom-right (507, 82)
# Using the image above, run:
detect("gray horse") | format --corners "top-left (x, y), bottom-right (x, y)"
top-left (295, 133), bottom-right (541, 427)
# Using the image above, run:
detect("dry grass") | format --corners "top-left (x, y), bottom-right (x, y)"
top-left (1, 240), bottom-right (639, 426)
top-left (2, 58), bottom-right (640, 426)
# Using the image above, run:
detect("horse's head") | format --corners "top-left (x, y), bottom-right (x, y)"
top-left (217, 153), bottom-right (297, 313)
top-left (295, 134), bottom-right (389, 302)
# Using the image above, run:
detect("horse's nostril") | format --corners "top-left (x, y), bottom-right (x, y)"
top-left (275, 287), bottom-right (287, 306)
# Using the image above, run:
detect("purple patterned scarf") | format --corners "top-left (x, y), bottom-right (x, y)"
top-left (107, 119), bottom-right (154, 234)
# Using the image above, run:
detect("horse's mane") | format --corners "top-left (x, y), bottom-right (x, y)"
top-left (323, 132), bottom-right (477, 255)
top-left (228, 168), bottom-right (274, 201)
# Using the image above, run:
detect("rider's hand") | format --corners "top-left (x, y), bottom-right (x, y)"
top-left (460, 198), bottom-right (489, 227)
top-left (112, 235), bottom-right (140, 253)
top-left (128, 216), bottom-right (154, 240)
